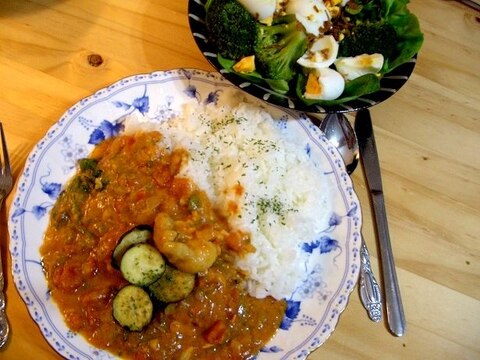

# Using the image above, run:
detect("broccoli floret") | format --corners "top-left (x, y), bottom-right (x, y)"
top-left (254, 15), bottom-right (308, 81)
top-left (338, 22), bottom-right (398, 59)
top-left (205, 0), bottom-right (257, 60)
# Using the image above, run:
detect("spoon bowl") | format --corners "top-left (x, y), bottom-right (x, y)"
top-left (318, 113), bottom-right (359, 174)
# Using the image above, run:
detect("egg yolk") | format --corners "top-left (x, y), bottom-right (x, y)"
top-left (358, 55), bottom-right (374, 67)
top-left (305, 72), bottom-right (322, 95)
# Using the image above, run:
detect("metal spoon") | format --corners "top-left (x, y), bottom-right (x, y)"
top-left (310, 113), bottom-right (382, 322)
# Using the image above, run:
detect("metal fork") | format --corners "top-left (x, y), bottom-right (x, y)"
top-left (0, 122), bottom-right (13, 349)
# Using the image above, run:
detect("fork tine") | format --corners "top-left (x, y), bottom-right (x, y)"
top-left (0, 122), bottom-right (11, 176)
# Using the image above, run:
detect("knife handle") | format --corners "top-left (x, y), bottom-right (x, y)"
top-left (371, 192), bottom-right (406, 336)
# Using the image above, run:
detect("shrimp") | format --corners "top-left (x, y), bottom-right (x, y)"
top-left (153, 212), bottom-right (221, 273)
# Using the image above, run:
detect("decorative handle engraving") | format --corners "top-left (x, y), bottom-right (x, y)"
top-left (359, 239), bottom-right (382, 322)
top-left (0, 274), bottom-right (9, 348)
top-left (0, 204), bottom-right (10, 349)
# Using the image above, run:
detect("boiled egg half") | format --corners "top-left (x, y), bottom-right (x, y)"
top-left (286, 0), bottom-right (330, 36)
top-left (238, 0), bottom-right (277, 24)
top-left (304, 67), bottom-right (345, 100)
top-left (334, 53), bottom-right (385, 81)
top-left (297, 35), bottom-right (339, 69)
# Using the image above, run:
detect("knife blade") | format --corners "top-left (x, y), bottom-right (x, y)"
top-left (355, 109), bottom-right (406, 337)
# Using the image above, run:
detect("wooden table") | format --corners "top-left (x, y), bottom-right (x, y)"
top-left (0, 1), bottom-right (479, 359)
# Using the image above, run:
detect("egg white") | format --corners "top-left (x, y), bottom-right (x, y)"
top-left (297, 35), bottom-right (339, 69)
top-left (238, 0), bottom-right (277, 22)
top-left (334, 53), bottom-right (384, 81)
top-left (286, 0), bottom-right (330, 36)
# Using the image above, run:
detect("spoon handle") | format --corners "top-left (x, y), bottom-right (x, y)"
top-left (359, 238), bottom-right (382, 322)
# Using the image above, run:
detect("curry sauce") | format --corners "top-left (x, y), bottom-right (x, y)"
top-left (41, 131), bottom-right (286, 360)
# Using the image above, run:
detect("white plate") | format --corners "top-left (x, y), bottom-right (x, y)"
top-left (8, 68), bottom-right (361, 360)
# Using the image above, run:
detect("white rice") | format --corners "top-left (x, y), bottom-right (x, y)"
top-left (125, 98), bottom-right (332, 300)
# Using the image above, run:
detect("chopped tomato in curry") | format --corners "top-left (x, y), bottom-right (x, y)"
top-left (41, 131), bottom-right (286, 359)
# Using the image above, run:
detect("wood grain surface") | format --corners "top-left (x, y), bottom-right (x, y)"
top-left (0, 0), bottom-right (479, 359)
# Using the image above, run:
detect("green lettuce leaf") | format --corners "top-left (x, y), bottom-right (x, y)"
top-left (381, 0), bottom-right (424, 73)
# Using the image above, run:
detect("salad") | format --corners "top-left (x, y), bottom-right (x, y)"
top-left (205, 0), bottom-right (424, 105)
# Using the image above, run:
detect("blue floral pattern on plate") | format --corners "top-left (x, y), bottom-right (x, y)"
top-left (8, 68), bottom-right (361, 360)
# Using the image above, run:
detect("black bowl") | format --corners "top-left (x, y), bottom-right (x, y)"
top-left (188, 0), bottom-right (417, 114)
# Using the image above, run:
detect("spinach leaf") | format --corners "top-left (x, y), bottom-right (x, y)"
top-left (218, 54), bottom-right (290, 94)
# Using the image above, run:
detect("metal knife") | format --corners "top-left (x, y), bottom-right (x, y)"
top-left (354, 109), bottom-right (406, 336)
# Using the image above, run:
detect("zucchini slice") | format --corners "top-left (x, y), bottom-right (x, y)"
top-left (149, 265), bottom-right (196, 303)
top-left (112, 225), bottom-right (153, 268)
top-left (112, 285), bottom-right (153, 331)
top-left (120, 243), bottom-right (166, 286)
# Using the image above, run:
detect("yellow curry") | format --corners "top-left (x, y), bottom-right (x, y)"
top-left (40, 131), bottom-right (286, 360)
